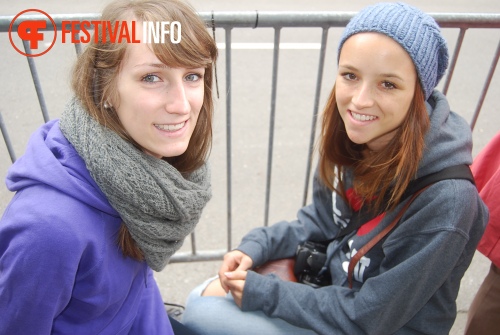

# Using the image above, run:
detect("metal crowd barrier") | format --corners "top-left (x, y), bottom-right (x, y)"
top-left (0, 11), bottom-right (499, 263)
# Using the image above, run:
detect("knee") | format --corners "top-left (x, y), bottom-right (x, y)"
top-left (182, 301), bottom-right (209, 333)
top-left (182, 295), bottom-right (232, 335)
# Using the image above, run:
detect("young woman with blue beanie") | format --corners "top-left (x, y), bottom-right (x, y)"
top-left (0, 0), bottom-right (216, 334)
top-left (182, 2), bottom-right (488, 334)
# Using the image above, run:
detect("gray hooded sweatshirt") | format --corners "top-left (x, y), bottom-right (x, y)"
top-left (237, 91), bottom-right (489, 335)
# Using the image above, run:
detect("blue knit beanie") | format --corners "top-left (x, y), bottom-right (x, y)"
top-left (338, 2), bottom-right (449, 100)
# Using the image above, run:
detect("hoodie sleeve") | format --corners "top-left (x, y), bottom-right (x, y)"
top-left (240, 179), bottom-right (487, 335)
top-left (237, 169), bottom-right (340, 267)
top-left (0, 188), bottom-right (83, 334)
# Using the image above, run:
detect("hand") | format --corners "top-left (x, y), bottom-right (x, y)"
top-left (223, 270), bottom-right (247, 307)
top-left (219, 250), bottom-right (253, 293)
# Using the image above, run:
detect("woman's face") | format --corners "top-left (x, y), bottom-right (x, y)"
top-left (113, 33), bottom-right (205, 159)
top-left (336, 32), bottom-right (417, 152)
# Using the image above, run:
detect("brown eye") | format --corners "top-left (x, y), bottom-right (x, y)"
top-left (382, 81), bottom-right (396, 89)
top-left (341, 72), bottom-right (357, 81)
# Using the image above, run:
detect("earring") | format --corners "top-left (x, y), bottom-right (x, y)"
top-left (104, 101), bottom-right (112, 109)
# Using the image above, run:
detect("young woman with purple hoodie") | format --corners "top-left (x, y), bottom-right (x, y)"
top-left (0, 0), bottom-right (216, 333)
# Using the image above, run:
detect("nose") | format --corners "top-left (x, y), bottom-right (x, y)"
top-left (352, 83), bottom-right (374, 109)
top-left (165, 82), bottom-right (190, 115)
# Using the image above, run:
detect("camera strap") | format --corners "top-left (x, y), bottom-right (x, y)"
top-left (345, 164), bottom-right (475, 288)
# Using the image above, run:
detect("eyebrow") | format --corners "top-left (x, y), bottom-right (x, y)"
top-left (339, 64), bottom-right (405, 82)
top-left (132, 63), bottom-right (206, 72)
top-left (133, 63), bottom-right (168, 69)
top-left (380, 73), bottom-right (405, 82)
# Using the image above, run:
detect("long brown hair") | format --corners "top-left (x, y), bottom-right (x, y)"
top-left (319, 81), bottom-right (429, 213)
top-left (71, 0), bottom-right (217, 260)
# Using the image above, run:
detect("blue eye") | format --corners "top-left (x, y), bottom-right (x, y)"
top-left (185, 73), bottom-right (202, 82)
top-left (142, 74), bottom-right (160, 83)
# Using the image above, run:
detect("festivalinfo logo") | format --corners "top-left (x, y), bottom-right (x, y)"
top-left (9, 9), bottom-right (182, 57)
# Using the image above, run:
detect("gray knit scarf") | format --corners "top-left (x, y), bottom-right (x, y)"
top-left (59, 97), bottom-right (211, 271)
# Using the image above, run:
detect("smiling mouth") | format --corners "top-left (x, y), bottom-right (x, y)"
top-left (154, 121), bottom-right (186, 132)
top-left (351, 111), bottom-right (377, 122)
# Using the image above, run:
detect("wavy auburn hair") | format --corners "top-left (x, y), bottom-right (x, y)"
top-left (318, 81), bottom-right (430, 214)
top-left (71, 0), bottom-right (217, 260)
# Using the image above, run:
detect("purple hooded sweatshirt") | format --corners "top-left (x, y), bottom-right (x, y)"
top-left (0, 120), bottom-right (174, 334)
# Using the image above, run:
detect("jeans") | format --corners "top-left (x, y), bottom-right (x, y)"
top-left (182, 277), bottom-right (317, 335)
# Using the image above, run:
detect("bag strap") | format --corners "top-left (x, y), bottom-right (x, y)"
top-left (346, 164), bottom-right (475, 289)
top-left (347, 185), bottom-right (428, 288)
top-left (336, 164), bottom-right (474, 239)
top-left (401, 164), bottom-right (474, 199)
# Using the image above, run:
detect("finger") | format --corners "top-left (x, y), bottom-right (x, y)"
top-left (235, 256), bottom-right (253, 271)
top-left (218, 270), bottom-right (231, 293)
top-left (224, 270), bottom-right (247, 281)
top-left (220, 253), bottom-right (238, 273)
top-left (225, 279), bottom-right (245, 308)
top-left (218, 264), bottom-right (230, 292)
top-left (219, 252), bottom-right (240, 292)
top-left (218, 275), bottom-right (230, 294)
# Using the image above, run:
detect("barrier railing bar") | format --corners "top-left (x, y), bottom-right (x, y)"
top-left (170, 249), bottom-right (226, 263)
top-left (74, 32), bottom-right (83, 55)
top-left (442, 28), bottom-right (467, 95)
top-left (0, 111), bottom-right (16, 163)
top-left (190, 230), bottom-right (197, 256)
top-left (2, 12), bottom-right (500, 32)
top-left (264, 27), bottom-right (281, 227)
top-left (470, 39), bottom-right (500, 130)
top-left (431, 13), bottom-right (500, 28)
top-left (303, 27), bottom-right (329, 206)
top-left (22, 40), bottom-right (50, 123)
top-left (225, 27), bottom-right (233, 251)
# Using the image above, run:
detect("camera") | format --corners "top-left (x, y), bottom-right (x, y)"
top-left (294, 241), bottom-right (331, 288)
